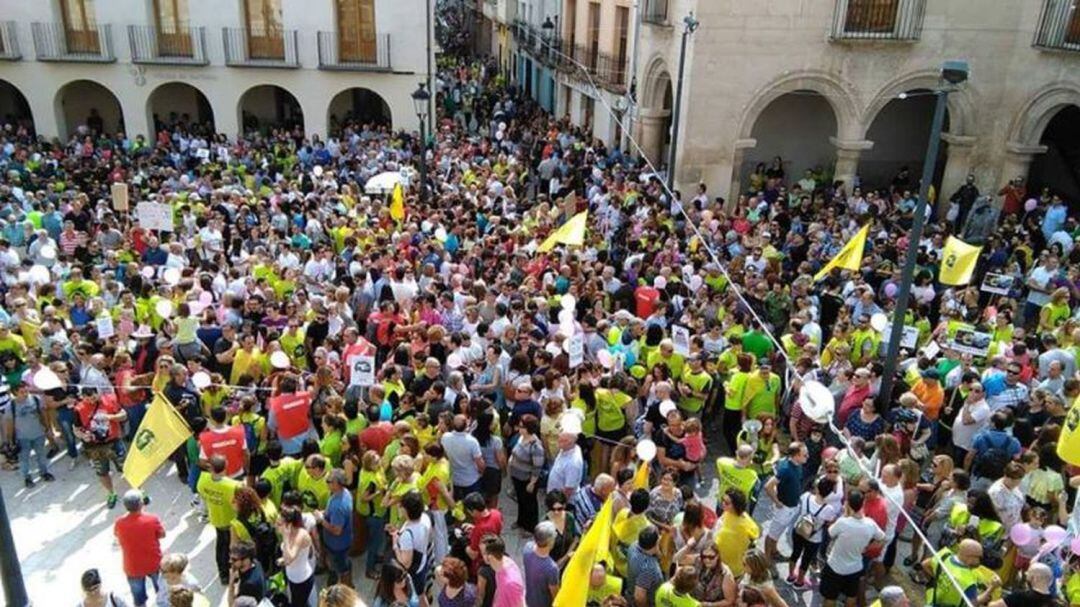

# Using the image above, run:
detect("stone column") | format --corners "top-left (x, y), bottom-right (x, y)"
top-left (637, 108), bottom-right (670, 168)
top-left (938, 133), bottom-right (977, 218)
top-left (725, 138), bottom-right (756, 210)
top-left (829, 137), bottom-right (874, 191)
top-left (1001, 142), bottom-right (1048, 190)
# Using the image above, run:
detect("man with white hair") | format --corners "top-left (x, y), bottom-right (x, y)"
top-left (547, 430), bottom-right (584, 498)
top-left (987, 562), bottom-right (1053, 607)
top-left (871, 586), bottom-right (908, 607)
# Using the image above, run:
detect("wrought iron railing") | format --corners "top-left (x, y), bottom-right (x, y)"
top-left (595, 52), bottom-right (628, 92)
top-left (0, 21), bottom-right (20, 60)
top-left (129, 25), bottom-right (208, 64)
top-left (830, 0), bottom-right (925, 41)
top-left (642, 0), bottom-right (669, 25)
top-left (317, 31), bottom-right (391, 70)
top-left (222, 27), bottom-right (299, 67)
top-left (1033, 0), bottom-right (1080, 51)
top-left (32, 22), bottom-right (115, 62)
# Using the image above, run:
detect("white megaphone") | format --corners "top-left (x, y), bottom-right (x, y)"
top-left (741, 418), bottom-right (763, 451)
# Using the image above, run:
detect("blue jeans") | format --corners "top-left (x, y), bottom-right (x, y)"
top-left (364, 515), bottom-right (386, 573)
top-left (125, 402), bottom-right (147, 442)
top-left (18, 436), bottom-right (49, 478)
top-left (57, 407), bottom-right (78, 458)
top-left (127, 572), bottom-right (160, 607)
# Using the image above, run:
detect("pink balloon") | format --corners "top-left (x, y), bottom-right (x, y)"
top-left (1044, 524), bottom-right (1067, 546)
top-left (884, 283), bottom-right (898, 298)
top-left (1010, 523), bottom-right (1034, 547)
top-left (1025, 198), bottom-right (1038, 212)
top-left (1071, 536), bottom-right (1080, 556)
top-left (199, 291), bottom-right (213, 305)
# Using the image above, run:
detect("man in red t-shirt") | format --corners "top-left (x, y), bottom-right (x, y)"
top-left (74, 389), bottom-right (128, 509)
top-left (464, 492), bottom-right (503, 576)
top-left (358, 400), bottom-right (394, 455)
top-left (859, 479), bottom-right (889, 561)
top-left (198, 407), bottom-right (249, 479)
top-left (114, 490), bottom-right (165, 607)
top-left (634, 282), bottom-right (661, 319)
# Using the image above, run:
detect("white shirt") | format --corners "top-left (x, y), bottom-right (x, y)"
top-left (951, 399), bottom-right (991, 450)
top-left (880, 482), bottom-right (905, 541)
top-left (827, 515), bottom-right (885, 575)
top-left (397, 514), bottom-right (433, 572)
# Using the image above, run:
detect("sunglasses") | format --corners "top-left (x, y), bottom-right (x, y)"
top-left (550, 505), bottom-right (565, 511)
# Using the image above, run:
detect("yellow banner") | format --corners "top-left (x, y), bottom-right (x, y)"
top-left (553, 497), bottom-right (614, 607)
top-left (390, 182), bottom-right (405, 222)
top-left (123, 395), bottom-right (192, 488)
top-left (1058, 395), bottom-right (1080, 466)
top-left (538, 211), bottom-right (588, 253)
top-left (813, 224), bottom-right (869, 281)
top-left (939, 235), bottom-right (982, 286)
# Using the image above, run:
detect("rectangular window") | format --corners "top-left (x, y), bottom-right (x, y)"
top-left (565, 0), bottom-right (576, 46)
top-left (154, 0), bottom-right (192, 56)
top-left (615, 5), bottom-right (629, 85)
top-left (60, 0), bottom-right (99, 53)
top-left (1068, 4), bottom-right (1080, 44)
top-left (244, 0), bottom-right (284, 59)
top-left (336, 0), bottom-right (376, 62)
top-left (587, 1), bottom-right (600, 69)
top-left (844, 0), bottom-right (899, 33)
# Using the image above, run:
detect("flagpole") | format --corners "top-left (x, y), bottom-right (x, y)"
top-left (879, 60), bottom-right (968, 406)
top-left (0, 486), bottom-right (29, 607)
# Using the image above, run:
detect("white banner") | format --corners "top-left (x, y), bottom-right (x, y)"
top-left (136, 202), bottom-right (174, 232)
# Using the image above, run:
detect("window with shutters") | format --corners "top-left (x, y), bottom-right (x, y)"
top-left (244, 0), bottom-right (284, 59)
top-left (154, 0), bottom-right (192, 56)
top-left (337, 0), bottom-right (376, 63)
top-left (60, 0), bottom-right (100, 54)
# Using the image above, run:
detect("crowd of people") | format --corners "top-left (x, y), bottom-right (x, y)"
top-left (1, 42), bottom-right (1080, 607)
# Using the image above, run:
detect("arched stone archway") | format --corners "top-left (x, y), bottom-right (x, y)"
top-left (327, 87), bottom-right (392, 135)
top-left (0, 80), bottom-right (34, 134)
top-left (638, 55), bottom-right (673, 167)
top-left (737, 71), bottom-right (859, 141)
top-left (861, 69), bottom-right (976, 138)
top-left (1029, 104), bottom-right (1080, 203)
top-left (146, 82), bottom-right (215, 136)
top-left (1008, 84), bottom-right (1080, 148)
top-left (1001, 85), bottom-right (1080, 202)
top-left (739, 90), bottom-right (840, 192)
top-left (54, 79), bottom-right (124, 140)
top-left (860, 89), bottom-right (950, 192)
top-left (238, 84), bottom-right (304, 135)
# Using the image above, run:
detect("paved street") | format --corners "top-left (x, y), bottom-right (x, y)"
top-left (2, 444), bottom-right (923, 606)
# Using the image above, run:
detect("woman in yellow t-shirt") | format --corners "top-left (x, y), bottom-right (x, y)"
top-left (383, 454), bottom-right (420, 528)
top-left (714, 488), bottom-right (759, 578)
top-left (1039, 287), bottom-right (1071, 335)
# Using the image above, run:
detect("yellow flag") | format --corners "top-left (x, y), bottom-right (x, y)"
top-left (538, 210), bottom-right (588, 253)
top-left (939, 236), bottom-right (982, 286)
top-left (1057, 395), bottom-right (1080, 466)
top-left (814, 224), bottom-right (869, 282)
top-left (633, 460), bottom-right (650, 490)
top-left (554, 497), bottom-right (614, 607)
top-left (389, 182), bottom-right (405, 222)
top-left (123, 395), bottom-right (192, 488)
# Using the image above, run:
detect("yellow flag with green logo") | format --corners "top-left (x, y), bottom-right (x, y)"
top-left (813, 224), bottom-right (869, 281)
top-left (939, 236), bottom-right (982, 286)
top-left (538, 211), bottom-right (589, 253)
top-left (553, 497), bottom-right (614, 607)
top-left (123, 395), bottom-right (192, 488)
top-left (390, 182), bottom-right (405, 222)
top-left (1057, 395), bottom-right (1080, 466)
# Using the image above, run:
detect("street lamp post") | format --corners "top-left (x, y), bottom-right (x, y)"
top-left (665, 12), bottom-right (698, 193)
top-left (0, 487), bottom-right (29, 607)
top-left (879, 60), bottom-right (969, 406)
top-left (412, 83), bottom-right (431, 205)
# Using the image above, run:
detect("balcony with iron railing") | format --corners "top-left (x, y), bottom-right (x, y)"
top-left (829, 0), bottom-right (925, 41)
top-left (129, 25), bottom-right (208, 65)
top-left (223, 27), bottom-right (299, 68)
top-left (642, 0), bottom-right (669, 25)
top-left (0, 21), bottom-right (21, 60)
top-left (595, 52), bottom-right (628, 92)
top-left (1033, 0), bottom-right (1080, 52)
top-left (317, 31), bottom-right (391, 71)
top-left (32, 22), bottom-right (115, 62)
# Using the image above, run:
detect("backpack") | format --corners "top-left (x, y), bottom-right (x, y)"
top-left (972, 435), bottom-right (1011, 479)
top-left (239, 416), bottom-right (260, 453)
top-left (794, 495), bottom-right (828, 540)
top-left (241, 511), bottom-right (279, 570)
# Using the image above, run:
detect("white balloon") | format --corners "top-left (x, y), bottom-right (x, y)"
top-left (558, 309), bottom-right (575, 325)
top-left (28, 265), bottom-right (50, 284)
top-left (498, 121), bottom-right (507, 132)
top-left (163, 267), bottom-right (181, 286)
top-left (435, 227), bottom-right (448, 242)
top-left (636, 439), bottom-right (657, 462)
top-left (33, 368), bottom-right (62, 391)
top-left (597, 349), bottom-right (614, 369)
top-left (870, 313), bottom-right (888, 333)
top-left (40, 245), bottom-right (56, 260)
top-left (495, 131), bottom-right (504, 141)
top-left (154, 299), bottom-right (174, 319)
top-left (559, 410), bottom-right (583, 435)
top-left (799, 381), bottom-right (836, 424)
top-left (188, 301), bottom-right (206, 315)
top-left (313, 165), bottom-right (324, 177)
top-left (141, 266), bottom-right (156, 279)
top-left (560, 294), bottom-right (576, 311)
top-left (270, 350), bottom-right (291, 369)
top-left (199, 291), bottom-right (214, 305)
top-left (545, 342), bottom-right (562, 356)
top-left (689, 275), bottom-right (703, 291)
top-left (654, 276), bottom-right (667, 290)
top-left (447, 352), bottom-right (464, 368)
top-left (191, 371), bottom-right (212, 389)
top-left (658, 399), bottom-right (677, 418)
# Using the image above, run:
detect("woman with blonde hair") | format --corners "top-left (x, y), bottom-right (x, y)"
top-left (319, 584), bottom-right (363, 607)
top-left (156, 554), bottom-right (200, 607)
top-left (739, 549), bottom-right (787, 607)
